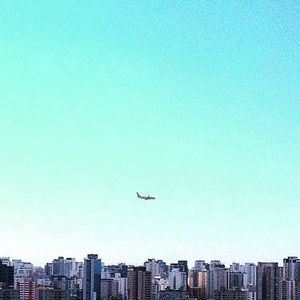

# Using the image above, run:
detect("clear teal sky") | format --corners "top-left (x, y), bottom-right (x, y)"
top-left (1, 1), bottom-right (299, 266)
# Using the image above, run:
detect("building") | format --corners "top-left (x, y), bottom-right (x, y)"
top-left (257, 262), bottom-right (281, 300)
top-left (11, 261), bottom-right (33, 279)
top-left (104, 264), bottom-right (127, 279)
top-left (0, 259), bottom-right (10, 267)
top-left (193, 261), bottom-right (208, 272)
top-left (37, 289), bottom-right (67, 300)
top-left (113, 273), bottom-right (127, 300)
top-left (144, 259), bottom-right (160, 279)
top-left (243, 263), bottom-right (256, 289)
top-left (280, 280), bottom-right (296, 300)
top-left (214, 289), bottom-right (248, 300)
top-left (0, 260), bottom-right (19, 300)
top-left (159, 290), bottom-right (192, 300)
top-left (228, 272), bottom-right (244, 290)
top-left (100, 279), bottom-right (118, 300)
top-left (83, 254), bottom-right (101, 300)
top-left (52, 258), bottom-right (65, 278)
top-left (0, 260), bottom-right (14, 289)
top-left (127, 266), bottom-right (151, 300)
top-left (0, 290), bottom-right (20, 300)
top-left (246, 286), bottom-right (256, 300)
top-left (283, 257), bottom-right (300, 282)
top-left (64, 259), bottom-right (76, 279)
top-left (207, 262), bottom-right (228, 299)
top-left (170, 261), bottom-right (189, 289)
top-left (44, 264), bottom-right (53, 278)
top-left (15, 278), bottom-right (36, 300)
top-left (168, 268), bottom-right (187, 291)
top-left (230, 263), bottom-right (244, 273)
top-left (207, 261), bottom-right (226, 299)
top-left (188, 269), bottom-right (207, 300)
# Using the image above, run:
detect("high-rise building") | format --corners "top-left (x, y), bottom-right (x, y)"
top-left (188, 269), bottom-right (207, 300)
top-left (244, 263), bottom-right (256, 289)
top-left (0, 260), bottom-right (14, 289)
top-left (52, 258), bottom-right (65, 278)
top-left (230, 263), bottom-right (244, 273)
top-left (168, 268), bottom-right (187, 291)
top-left (214, 289), bottom-right (248, 300)
top-left (175, 261), bottom-right (189, 288)
top-left (15, 278), bottom-right (36, 300)
top-left (257, 262), bottom-right (281, 300)
top-left (280, 280), bottom-right (296, 300)
top-left (0, 260), bottom-right (19, 300)
top-left (65, 259), bottom-right (76, 279)
top-left (104, 264), bottom-right (127, 279)
top-left (169, 261), bottom-right (188, 291)
top-left (246, 286), bottom-right (256, 300)
top-left (0, 289), bottom-right (20, 300)
top-left (283, 257), bottom-right (300, 282)
top-left (207, 261), bottom-right (226, 299)
top-left (100, 279), bottom-right (118, 300)
top-left (144, 259), bottom-right (160, 279)
top-left (12, 261), bottom-right (33, 279)
top-left (159, 290), bottom-right (191, 300)
top-left (228, 272), bottom-right (244, 290)
top-left (207, 261), bottom-right (228, 299)
top-left (127, 266), bottom-right (151, 300)
top-left (83, 254), bottom-right (101, 300)
top-left (37, 289), bottom-right (67, 300)
top-left (193, 261), bottom-right (208, 272)
top-left (0, 259), bottom-right (11, 267)
top-left (113, 273), bottom-right (127, 300)
top-left (44, 264), bottom-right (53, 278)
top-left (156, 261), bottom-right (168, 279)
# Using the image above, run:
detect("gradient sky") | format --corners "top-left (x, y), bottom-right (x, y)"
top-left (1, 1), bottom-right (300, 267)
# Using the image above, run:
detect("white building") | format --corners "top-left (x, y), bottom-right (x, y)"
top-left (244, 263), bottom-right (257, 288)
top-left (113, 273), bottom-right (127, 299)
top-left (168, 268), bottom-right (186, 291)
top-left (12, 260), bottom-right (34, 278)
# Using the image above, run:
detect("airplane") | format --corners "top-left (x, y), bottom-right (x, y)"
top-left (136, 192), bottom-right (155, 200)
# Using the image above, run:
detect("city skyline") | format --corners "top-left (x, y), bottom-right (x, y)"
top-left (2, 255), bottom-right (300, 300)
top-left (1, 1), bottom-right (300, 266)
top-left (0, 255), bottom-right (296, 270)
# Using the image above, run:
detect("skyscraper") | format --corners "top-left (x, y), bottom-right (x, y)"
top-left (207, 261), bottom-right (228, 299)
top-left (83, 254), bottom-right (101, 300)
top-left (279, 280), bottom-right (296, 300)
top-left (100, 279), bottom-right (118, 300)
top-left (168, 268), bottom-right (187, 291)
top-left (228, 272), bottom-right (244, 290)
top-left (144, 259), bottom-right (160, 279)
top-left (64, 258), bottom-right (76, 279)
top-left (283, 257), bottom-right (300, 282)
top-left (188, 269), bottom-right (207, 300)
top-left (127, 266), bottom-right (151, 300)
top-left (52, 258), bottom-right (65, 278)
top-left (213, 289), bottom-right (248, 300)
top-left (193, 261), bottom-right (208, 272)
top-left (0, 260), bottom-right (14, 289)
top-left (15, 278), bottom-right (36, 300)
top-left (257, 262), bottom-right (281, 300)
top-left (244, 263), bottom-right (256, 289)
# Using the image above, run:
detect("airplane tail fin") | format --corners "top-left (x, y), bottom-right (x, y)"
top-left (136, 192), bottom-right (140, 197)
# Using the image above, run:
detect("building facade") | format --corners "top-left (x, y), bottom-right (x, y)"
top-left (83, 255), bottom-right (101, 300)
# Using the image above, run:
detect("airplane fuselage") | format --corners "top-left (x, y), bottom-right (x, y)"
top-left (137, 192), bottom-right (155, 200)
